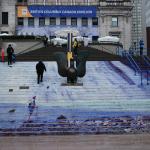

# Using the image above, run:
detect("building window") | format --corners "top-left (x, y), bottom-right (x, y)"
top-left (2, 12), bottom-right (8, 25)
top-left (18, 18), bottom-right (24, 26)
top-left (82, 18), bottom-right (88, 26)
top-left (71, 18), bottom-right (77, 26)
top-left (111, 17), bottom-right (118, 27)
top-left (92, 17), bottom-right (98, 26)
top-left (1, 31), bottom-right (9, 34)
top-left (39, 17), bottom-right (45, 26)
top-left (28, 18), bottom-right (34, 26)
top-left (60, 18), bottom-right (66, 25)
top-left (109, 32), bottom-right (121, 38)
top-left (92, 36), bottom-right (99, 41)
top-left (50, 17), bottom-right (56, 25)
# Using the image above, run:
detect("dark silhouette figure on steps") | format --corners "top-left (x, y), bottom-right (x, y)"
top-left (36, 61), bottom-right (46, 84)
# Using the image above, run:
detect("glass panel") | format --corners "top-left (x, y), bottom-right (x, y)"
top-left (50, 17), bottom-right (56, 25)
top-left (2, 12), bottom-right (8, 25)
top-left (82, 18), bottom-right (88, 26)
top-left (60, 18), bottom-right (66, 25)
top-left (112, 17), bottom-right (118, 27)
top-left (39, 17), bottom-right (45, 26)
top-left (71, 18), bottom-right (77, 26)
top-left (18, 18), bottom-right (24, 26)
top-left (92, 17), bottom-right (98, 26)
top-left (28, 18), bottom-right (34, 26)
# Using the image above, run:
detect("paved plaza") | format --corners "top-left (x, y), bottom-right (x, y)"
top-left (1, 134), bottom-right (150, 150)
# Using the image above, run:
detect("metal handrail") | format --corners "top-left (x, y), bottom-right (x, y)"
top-left (126, 54), bottom-right (139, 75)
top-left (143, 55), bottom-right (150, 66)
top-left (125, 53), bottom-right (149, 85)
top-left (128, 54), bottom-right (141, 71)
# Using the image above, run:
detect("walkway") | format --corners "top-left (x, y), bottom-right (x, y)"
top-left (0, 134), bottom-right (150, 150)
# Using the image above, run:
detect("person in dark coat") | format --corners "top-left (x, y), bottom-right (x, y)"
top-left (36, 61), bottom-right (46, 84)
top-left (7, 44), bottom-right (14, 65)
top-left (43, 36), bottom-right (48, 48)
top-left (73, 38), bottom-right (79, 56)
top-left (139, 39), bottom-right (144, 56)
top-left (73, 38), bottom-right (79, 66)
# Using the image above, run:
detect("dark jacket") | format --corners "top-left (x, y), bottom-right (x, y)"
top-left (36, 61), bottom-right (46, 74)
top-left (7, 46), bottom-right (14, 56)
top-left (139, 40), bottom-right (144, 49)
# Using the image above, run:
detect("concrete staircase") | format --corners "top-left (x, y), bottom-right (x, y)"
top-left (0, 61), bottom-right (150, 135)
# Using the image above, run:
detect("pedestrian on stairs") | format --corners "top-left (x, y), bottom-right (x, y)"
top-left (139, 39), bottom-right (144, 56)
top-left (36, 61), bottom-right (46, 84)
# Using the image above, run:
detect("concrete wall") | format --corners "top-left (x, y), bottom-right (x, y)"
top-left (0, 0), bottom-right (16, 34)
top-left (90, 44), bottom-right (122, 55)
top-left (1, 40), bottom-right (43, 56)
top-left (100, 9), bottom-right (132, 50)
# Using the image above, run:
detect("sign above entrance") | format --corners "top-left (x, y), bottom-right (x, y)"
top-left (17, 5), bottom-right (96, 18)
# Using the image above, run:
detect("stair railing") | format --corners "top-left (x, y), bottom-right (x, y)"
top-left (143, 55), bottom-right (150, 66)
top-left (125, 52), bottom-right (149, 85)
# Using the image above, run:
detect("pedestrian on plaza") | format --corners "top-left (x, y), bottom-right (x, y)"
top-left (36, 61), bottom-right (46, 84)
top-left (139, 39), bottom-right (144, 56)
top-left (7, 44), bottom-right (14, 65)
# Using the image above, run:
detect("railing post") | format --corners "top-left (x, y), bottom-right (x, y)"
top-left (147, 71), bottom-right (149, 85)
top-left (141, 72), bottom-right (143, 85)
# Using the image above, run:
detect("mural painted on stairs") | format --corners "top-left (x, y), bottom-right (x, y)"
top-left (0, 61), bottom-right (150, 135)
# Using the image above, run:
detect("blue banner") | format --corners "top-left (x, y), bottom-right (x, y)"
top-left (28, 5), bottom-right (96, 17)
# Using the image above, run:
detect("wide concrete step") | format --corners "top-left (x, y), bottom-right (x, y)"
top-left (0, 61), bottom-right (150, 135)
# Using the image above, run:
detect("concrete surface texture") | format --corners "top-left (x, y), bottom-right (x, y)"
top-left (0, 61), bottom-right (150, 135)
top-left (0, 134), bottom-right (150, 150)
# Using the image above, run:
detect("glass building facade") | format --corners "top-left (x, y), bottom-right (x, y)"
top-left (131, 0), bottom-right (143, 52)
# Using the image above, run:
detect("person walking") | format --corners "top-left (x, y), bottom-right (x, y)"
top-left (36, 61), bottom-right (46, 84)
top-left (139, 39), bottom-right (144, 56)
top-left (7, 44), bottom-right (14, 65)
top-left (43, 36), bottom-right (48, 48)
top-left (73, 38), bottom-right (79, 56)
top-left (73, 38), bottom-right (79, 66)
